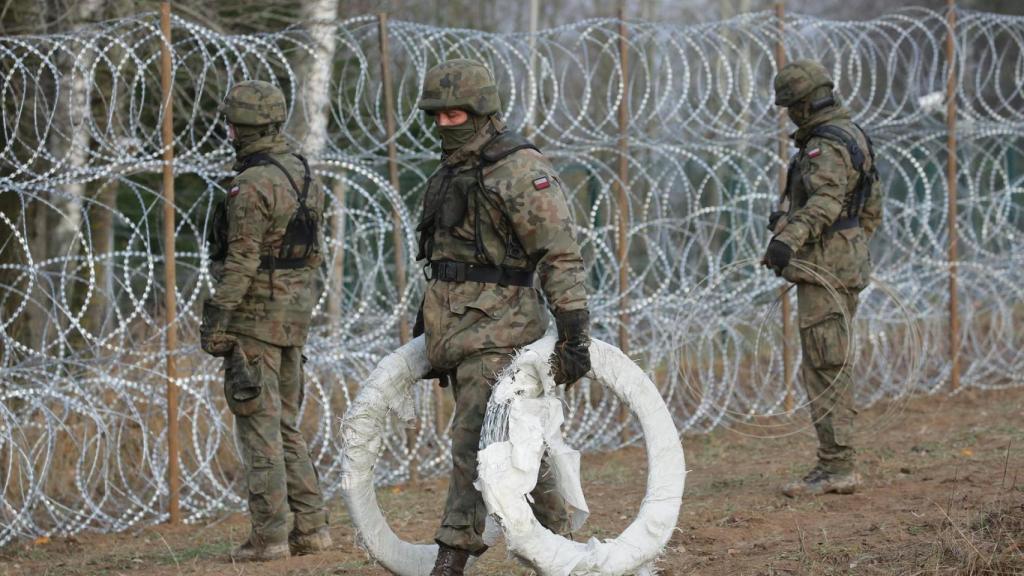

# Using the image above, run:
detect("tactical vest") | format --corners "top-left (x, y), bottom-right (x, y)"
top-left (787, 122), bottom-right (878, 226)
top-left (208, 153), bottom-right (319, 296)
top-left (416, 131), bottom-right (539, 283)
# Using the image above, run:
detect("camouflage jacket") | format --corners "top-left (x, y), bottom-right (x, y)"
top-left (418, 118), bottom-right (588, 370)
top-left (774, 106), bottom-right (883, 291)
top-left (208, 134), bottom-right (324, 348)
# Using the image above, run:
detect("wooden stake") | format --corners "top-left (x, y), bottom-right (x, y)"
top-left (615, 2), bottom-right (630, 356)
top-left (945, 0), bottom-right (961, 391)
top-left (774, 2), bottom-right (795, 412)
top-left (159, 0), bottom-right (180, 524)
top-left (378, 13), bottom-right (410, 346)
top-left (615, 1), bottom-right (632, 439)
top-left (379, 13), bottom-right (418, 481)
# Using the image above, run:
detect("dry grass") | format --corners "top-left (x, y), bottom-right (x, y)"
top-left (1, 387), bottom-right (1022, 576)
top-left (922, 501), bottom-right (1024, 575)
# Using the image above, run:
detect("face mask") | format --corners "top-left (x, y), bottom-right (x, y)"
top-left (787, 102), bottom-right (811, 127)
top-left (437, 121), bottom-right (478, 155)
top-left (435, 113), bottom-right (489, 154)
top-left (229, 123), bottom-right (274, 154)
top-left (787, 88), bottom-right (835, 127)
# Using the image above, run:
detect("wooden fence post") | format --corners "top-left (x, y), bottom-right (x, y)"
top-left (615, 1), bottom-right (630, 355)
top-left (378, 13), bottom-right (410, 346)
top-left (379, 12), bottom-right (419, 481)
top-left (159, 0), bottom-right (180, 524)
top-left (945, 0), bottom-right (961, 391)
top-left (615, 0), bottom-right (633, 438)
top-left (774, 2), bottom-right (795, 412)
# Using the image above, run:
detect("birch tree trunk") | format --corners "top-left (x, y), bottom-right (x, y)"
top-left (289, 0), bottom-right (337, 158)
top-left (286, 0), bottom-right (344, 319)
top-left (83, 0), bottom-right (135, 338)
top-left (22, 0), bottom-right (104, 349)
top-left (51, 0), bottom-right (104, 257)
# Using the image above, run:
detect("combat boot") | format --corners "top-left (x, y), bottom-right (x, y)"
top-left (230, 538), bottom-right (289, 562)
top-left (430, 544), bottom-right (470, 576)
top-left (289, 526), bottom-right (333, 556)
top-left (782, 467), bottom-right (861, 497)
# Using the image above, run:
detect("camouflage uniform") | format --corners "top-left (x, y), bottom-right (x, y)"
top-left (766, 60), bottom-right (883, 495)
top-left (200, 81), bottom-right (330, 559)
top-left (415, 60), bottom-right (590, 568)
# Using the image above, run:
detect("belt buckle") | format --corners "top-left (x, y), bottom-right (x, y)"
top-left (442, 261), bottom-right (458, 282)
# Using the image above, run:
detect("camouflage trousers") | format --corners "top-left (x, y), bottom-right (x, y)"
top-left (226, 334), bottom-right (328, 546)
top-left (797, 283), bottom-right (860, 475)
top-left (436, 351), bottom-right (570, 555)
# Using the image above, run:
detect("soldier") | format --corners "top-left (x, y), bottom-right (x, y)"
top-left (414, 59), bottom-right (592, 575)
top-left (200, 80), bottom-right (332, 561)
top-left (763, 60), bottom-right (883, 497)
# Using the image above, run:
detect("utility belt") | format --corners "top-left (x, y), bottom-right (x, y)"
top-left (827, 216), bottom-right (860, 233)
top-left (258, 255), bottom-right (313, 270)
top-left (428, 260), bottom-right (534, 287)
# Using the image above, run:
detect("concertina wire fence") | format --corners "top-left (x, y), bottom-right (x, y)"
top-left (1, 7), bottom-right (1022, 543)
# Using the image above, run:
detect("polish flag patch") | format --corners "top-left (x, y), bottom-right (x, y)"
top-left (229, 185), bottom-right (241, 197)
top-left (807, 148), bottom-right (822, 159)
top-left (532, 176), bottom-right (551, 190)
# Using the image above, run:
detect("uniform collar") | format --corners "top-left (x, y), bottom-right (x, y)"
top-left (442, 115), bottom-right (506, 168)
top-left (233, 133), bottom-right (291, 171)
top-left (792, 105), bottom-right (852, 147)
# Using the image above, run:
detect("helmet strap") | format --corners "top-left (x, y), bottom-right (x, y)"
top-left (809, 91), bottom-right (837, 113)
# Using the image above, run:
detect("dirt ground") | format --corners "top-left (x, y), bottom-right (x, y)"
top-left (2, 387), bottom-right (1022, 576)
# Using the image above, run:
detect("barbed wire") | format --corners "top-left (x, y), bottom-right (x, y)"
top-left (0, 7), bottom-right (1022, 544)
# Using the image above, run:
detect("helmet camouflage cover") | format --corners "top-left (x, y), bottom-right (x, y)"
top-left (418, 59), bottom-right (501, 116)
top-left (773, 59), bottom-right (834, 107)
top-left (219, 80), bottom-right (287, 126)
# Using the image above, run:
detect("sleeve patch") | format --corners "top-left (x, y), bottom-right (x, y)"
top-left (229, 185), bottom-right (241, 197)
top-left (532, 176), bottom-right (551, 190)
top-left (807, 148), bottom-right (822, 159)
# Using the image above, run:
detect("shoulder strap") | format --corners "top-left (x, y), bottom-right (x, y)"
top-left (474, 134), bottom-right (539, 267)
top-left (479, 131), bottom-right (540, 164)
top-left (237, 152), bottom-right (271, 172)
top-left (809, 124), bottom-right (865, 172)
top-left (852, 122), bottom-right (877, 164)
top-left (292, 153), bottom-right (312, 205)
top-left (237, 153), bottom-right (309, 204)
top-left (810, 123), bottom-right (880, 219)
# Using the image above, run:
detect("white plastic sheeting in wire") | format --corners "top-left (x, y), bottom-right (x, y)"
top-left (478, 336), bottom-right (684, 576)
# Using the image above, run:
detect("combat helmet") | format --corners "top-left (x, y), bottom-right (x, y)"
top-left (774, 60), bottom-right (834, 107)
top-left (418, 59), bottom-right (501, 116)
top-left (219, 80), bottom-right (287, 126)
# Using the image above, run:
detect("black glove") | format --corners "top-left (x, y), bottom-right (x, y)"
top-left (762, 239), bottom-right (793, 277)
top-left (767, 211), bottom-right (785, 232)
top-left (550, 309), bottom-right (591, 388)
top-left (200, 300), bottom-right (235, 357)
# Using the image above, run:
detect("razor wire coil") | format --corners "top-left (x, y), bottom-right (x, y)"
top-left (0, 7), bottom-right (1022, 544)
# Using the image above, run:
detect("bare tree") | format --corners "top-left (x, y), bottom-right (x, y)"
top-left (289, 0), bottom-right (338, 159)
top-left (50, 0), bottom-right (104, 256)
